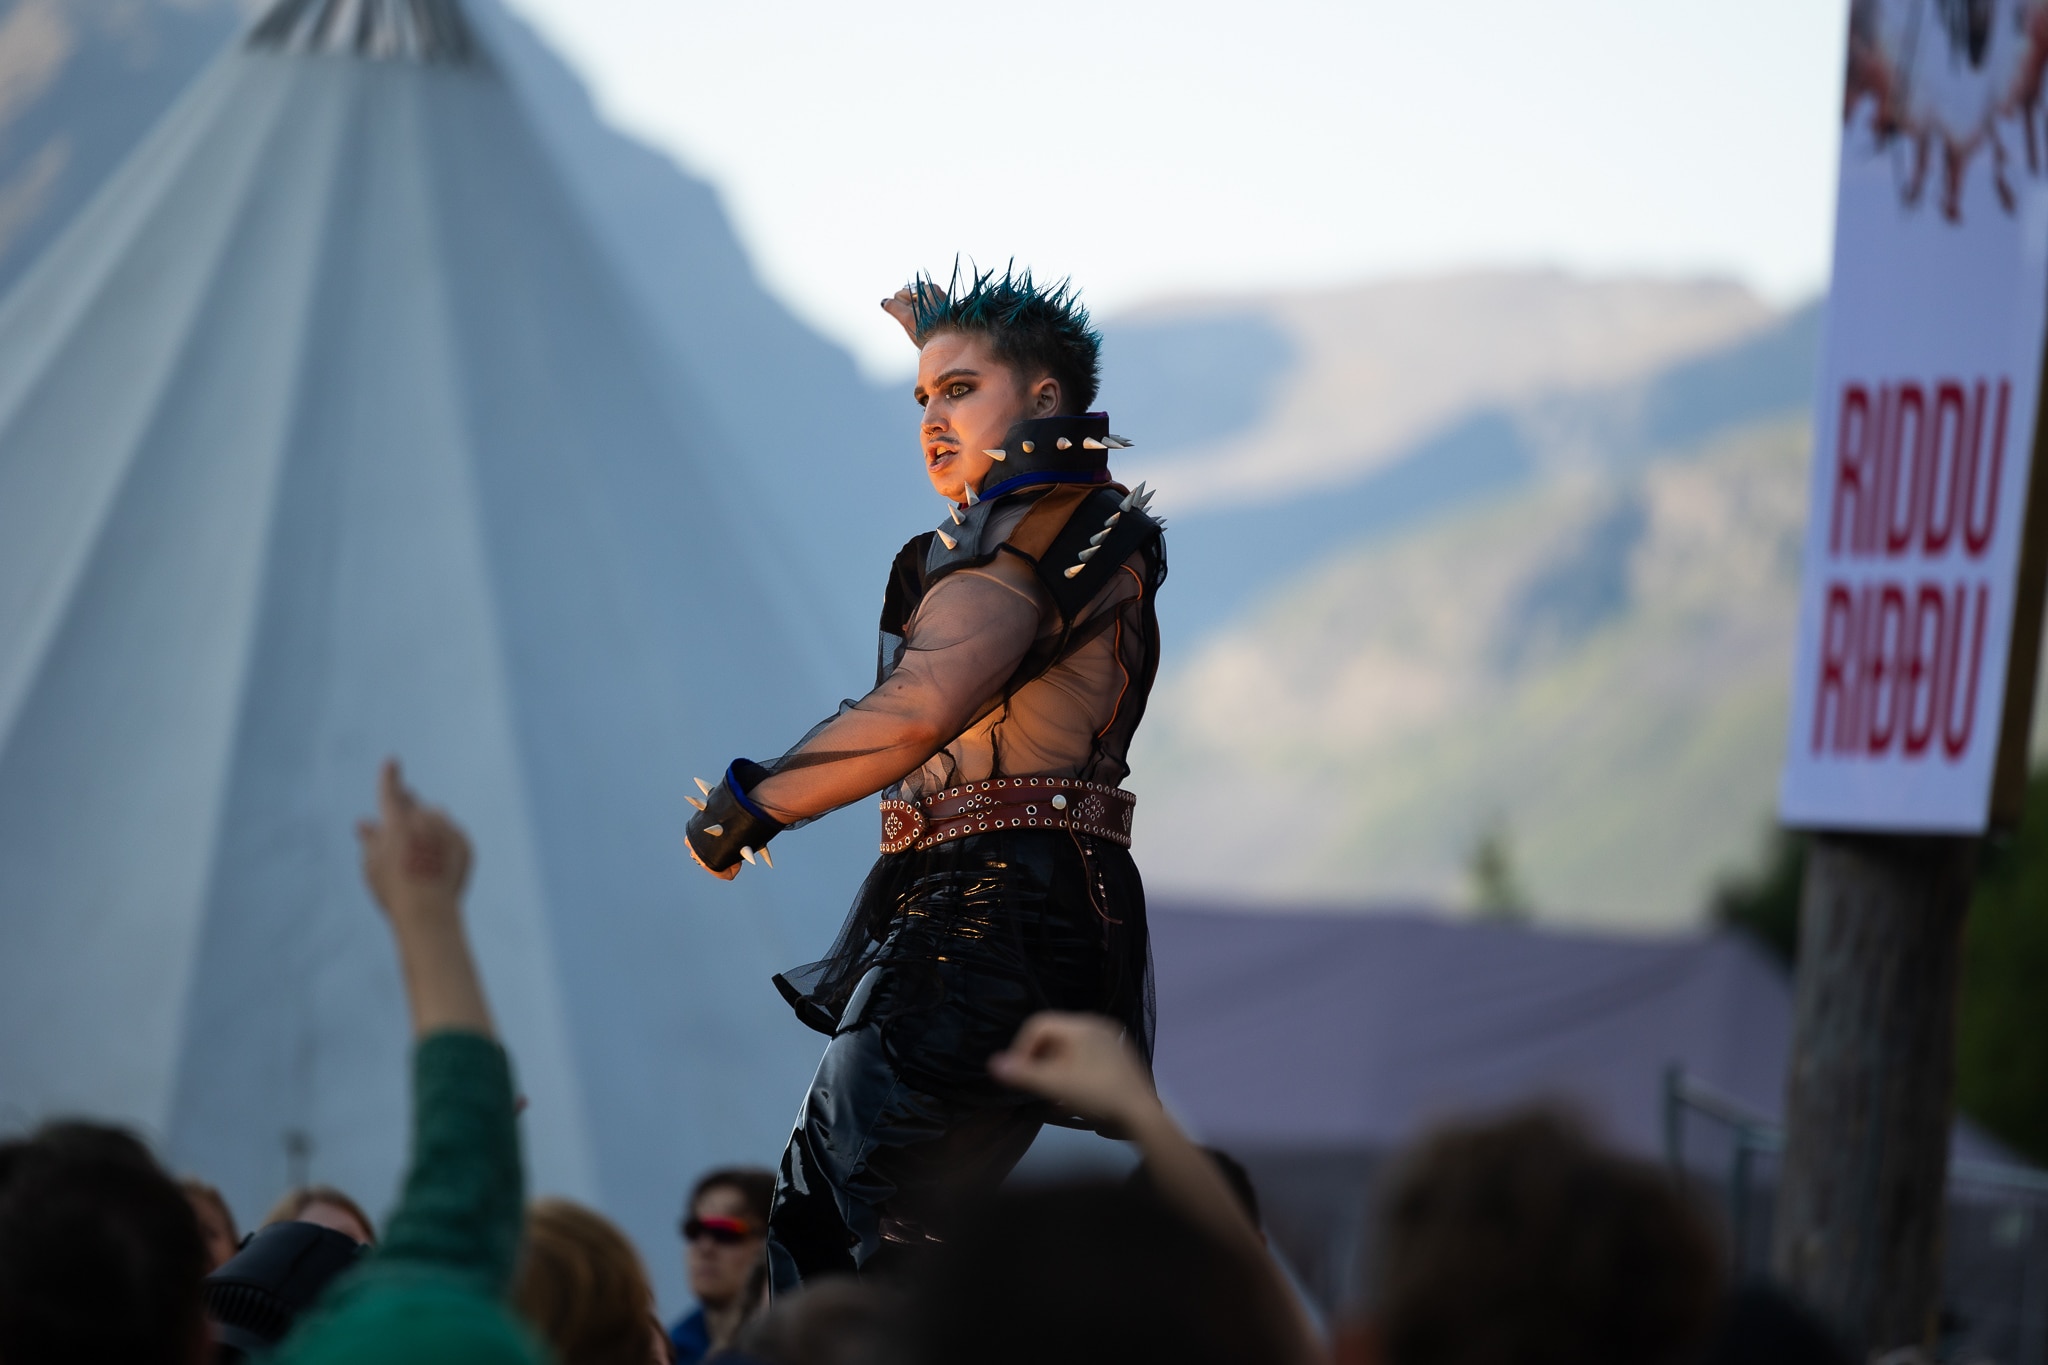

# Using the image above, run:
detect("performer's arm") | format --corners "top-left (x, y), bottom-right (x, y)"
top-left (755, 562), bottom-right (1040, 818)
top-left (686, 557), bottom-right (1043, 871)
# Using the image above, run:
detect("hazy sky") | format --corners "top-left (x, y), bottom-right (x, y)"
top-left (501, 0), bottom-right (1851, 375)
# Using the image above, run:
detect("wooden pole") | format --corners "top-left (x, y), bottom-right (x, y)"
top-left (1771, 830), bottom-right (1976, 1355)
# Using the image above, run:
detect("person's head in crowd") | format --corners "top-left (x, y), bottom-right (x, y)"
top-left (0, 1120), bottom-right (210, 1365)
top-left (182, 1176), bottom-right (241, 1271)
top-left (513, 1198), bottom-right (666, 1365)
top-left (676, 1165), bottom-right (772, 1355)
top-left (1337, 1108), bottom-right (1724, 1365)
top-left (266, 1184), bottom-right (376, 1246)
top-left (904, 1181), bottom-right (1298, 1365)
top-left (730, 1275), bottom-right (903, 1365)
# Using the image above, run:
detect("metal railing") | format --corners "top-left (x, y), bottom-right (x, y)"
top-left (1662, 1066), bottom-right (2048, 1364)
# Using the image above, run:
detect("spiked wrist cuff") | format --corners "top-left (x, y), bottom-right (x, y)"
top-left (686, 760), bottom-right (785, 872)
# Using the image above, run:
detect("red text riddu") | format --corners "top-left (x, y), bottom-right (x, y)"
top-left (1828, 378), bottom-right (2009, 559)
top-left (1809, 375), bottom-right (2010, 760)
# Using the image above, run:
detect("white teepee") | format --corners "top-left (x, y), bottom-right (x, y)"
top-left (0, 0), bottom-right (877, 1296)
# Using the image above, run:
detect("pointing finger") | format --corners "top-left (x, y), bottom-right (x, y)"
top-left (379, 757), bottom-right (422, 824)
top-left (378, 759), bottom-right (401, 826)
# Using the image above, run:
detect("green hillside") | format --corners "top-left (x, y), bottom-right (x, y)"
top-left (1133, 413), bottom-right (1810, 928)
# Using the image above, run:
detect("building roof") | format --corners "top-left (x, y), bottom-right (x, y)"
top-left (1150, 901), bottom-right (2006, 1163)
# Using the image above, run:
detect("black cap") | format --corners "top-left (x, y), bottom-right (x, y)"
top-left (203, 1220), bottom-right (364, 1355)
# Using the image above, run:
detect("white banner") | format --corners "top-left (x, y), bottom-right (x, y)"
top-left (1780, 0), bottom-right (2048, 832)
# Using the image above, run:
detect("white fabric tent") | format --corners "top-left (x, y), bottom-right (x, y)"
top-left (0, 0), bottom-right (878, 1302)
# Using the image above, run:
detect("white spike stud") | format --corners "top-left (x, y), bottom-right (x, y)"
top-left (703, 823), bottom-right (723, 836)
top-left (1103, 512), bottom-right (1122, 526)
top-left (1064, 563), bottom-right (1086, 579)
top-left (1077, 546), bottom-right (1099, 561)
top-left (686, 796), bottom-right (706, 811)
top-left (740, 846), bottom-right (756, 865)
top-left (1120, 482), bottom-right (1147, 512)
top-left (937, 528), bottom-right (958, 551)
top-left (695, 777), bottom-right (711, 796)
top-left (950, 505), bottom-right (964, 525)
top-left (1089, 528), bottom-right (1111, 545)
top-left (984, 448), bottom-right (1008, 461)
top-left (1083, 437), bottom-right (1106, 450)
top-left (1057, 436), bottom-right (1072, 450)
top-left (759, 847), bottom-right (773, 868)
top-left (1109, 434), bottom-right (1134, 448)
top-left (1021, 441), bottom-right (1035, 453)
top-left (964, 482), bottom-right (979, 506)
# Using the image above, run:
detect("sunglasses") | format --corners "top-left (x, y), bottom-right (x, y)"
top-left (681, 1215), bottom-right (759, 1246)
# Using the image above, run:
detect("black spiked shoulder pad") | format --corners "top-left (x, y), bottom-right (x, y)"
top-left (1035, 486), bottom-right (1162, 620)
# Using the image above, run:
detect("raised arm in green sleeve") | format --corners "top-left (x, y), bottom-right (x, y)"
top-left (376, 1030), bottom-right (526, 1289)
top-left (270, 1032), bottom-right (544, 1365)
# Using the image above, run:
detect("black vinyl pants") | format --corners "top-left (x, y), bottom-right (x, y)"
top-left (765, 829), bottom-right (1150, 1293)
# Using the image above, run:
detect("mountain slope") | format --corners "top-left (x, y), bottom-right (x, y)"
top-left (1131, 413), bottom-right (1810, 928)
top-left (1137, 298), bottom-right (1821, 642)
top-left (1106, 271), bottom-right (1775, 512)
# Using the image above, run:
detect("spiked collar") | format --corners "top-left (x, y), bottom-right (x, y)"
top-left (973, 413), bottom-right (1130, 503)
top-left (927, 413), bottom-right (1135, 571)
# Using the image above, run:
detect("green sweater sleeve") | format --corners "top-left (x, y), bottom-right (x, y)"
top-left (375, 1030), bottom-right (526, 1290)
top-left (270, 1031), bottom-right (544, 1365)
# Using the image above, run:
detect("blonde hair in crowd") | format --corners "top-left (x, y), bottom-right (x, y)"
top-left (265, 1184), bottom-right (378, 1243)
top-left (514, 1198), bottom-right (662, 1365)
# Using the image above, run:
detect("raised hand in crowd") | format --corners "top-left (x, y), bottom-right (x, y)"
top-left (992, 1013), bottom-right (1260, 1256)
top-left (356, 758), bottom-right (492, 1039)
top-left (265, 761), bottom-right (540, 1365)
top-left (989, 1012), bottom-right (1323, 1363)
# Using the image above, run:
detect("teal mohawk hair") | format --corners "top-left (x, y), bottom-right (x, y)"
top-left (909, 261), bottom-right (1103, 414)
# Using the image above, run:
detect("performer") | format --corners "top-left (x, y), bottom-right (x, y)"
top-left (683, 265), bottom-right (1166, 1291)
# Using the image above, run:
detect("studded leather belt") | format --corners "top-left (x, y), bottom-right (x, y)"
top-left (880, 777), bottom-right (1135, 854)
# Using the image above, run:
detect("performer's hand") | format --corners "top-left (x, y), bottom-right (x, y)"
top-left (989, 1011), bottom-right (1156, 1128)
top-left (880, 281), bottom-right (945, 348)
top-left (879, 288), bottom-right (921, 346)
top-left (687, 837), bottom-right (740, 881)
